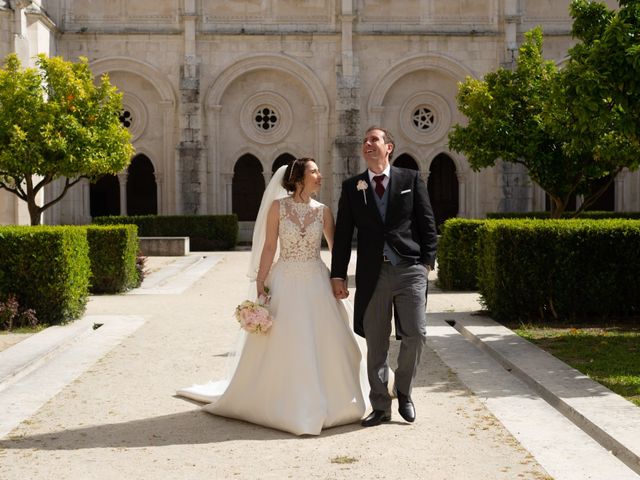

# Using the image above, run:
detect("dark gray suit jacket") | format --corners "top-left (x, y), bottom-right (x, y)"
top-left (330, 166), bottom-right (438, 337)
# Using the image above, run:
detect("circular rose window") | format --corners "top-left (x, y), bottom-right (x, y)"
top-left (254, 106), bottom-right (278, 131)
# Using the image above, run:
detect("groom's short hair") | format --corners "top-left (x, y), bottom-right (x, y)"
top-left (364, 126), bottom-right (395, 161)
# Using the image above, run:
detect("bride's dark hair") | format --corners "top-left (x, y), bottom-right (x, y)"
top-left (282, 157), bottom-right (314, 193)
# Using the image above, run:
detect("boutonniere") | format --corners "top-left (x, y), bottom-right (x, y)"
top-left (356, 180), bottom-right (368, 205)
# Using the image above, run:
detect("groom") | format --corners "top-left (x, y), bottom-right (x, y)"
top-left (331, 126), bottom-right (438, 427)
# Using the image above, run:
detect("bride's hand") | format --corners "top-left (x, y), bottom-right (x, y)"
top-left (256, 280), bottom-right (268, 300)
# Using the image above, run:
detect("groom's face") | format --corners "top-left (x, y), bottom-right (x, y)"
top-left (362, 129), bottom-right (393, 168)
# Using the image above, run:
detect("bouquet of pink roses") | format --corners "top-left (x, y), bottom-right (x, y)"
top-left (234, 298), bottom-right (273, 334)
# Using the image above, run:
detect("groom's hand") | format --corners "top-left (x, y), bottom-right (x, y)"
top-left (331, 278), bottom-right (349, 299)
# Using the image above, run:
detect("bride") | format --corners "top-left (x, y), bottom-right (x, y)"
top-left (177, 158), bottom-right (367, 435)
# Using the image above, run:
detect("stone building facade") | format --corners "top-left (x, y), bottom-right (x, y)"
top-left (1, 0), bottom-right (637, 235)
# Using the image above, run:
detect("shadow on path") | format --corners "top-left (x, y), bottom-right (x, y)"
top-left (0, 410), bottom-right (364, 450)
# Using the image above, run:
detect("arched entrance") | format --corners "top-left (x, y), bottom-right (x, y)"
top-left (585, 175), bottom-right (615, 211)
top-left (273, 153), bottom-right (295, 173)
top-left (428, 153), bottom-right (459, 230)
top-left (90, 175), bottom-right (120, 218)
top-left (393, 153), bottom-right (419, 171)
top-left (233, 154), bottom-right (265, 221)
top-left (127, 154), bottom-right (158, 215)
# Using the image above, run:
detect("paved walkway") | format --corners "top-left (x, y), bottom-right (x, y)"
top-left (0, 251), bottom-right (638, 479)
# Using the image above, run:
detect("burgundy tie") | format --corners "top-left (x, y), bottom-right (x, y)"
top-left (373, 175), bottom-right (386, 198)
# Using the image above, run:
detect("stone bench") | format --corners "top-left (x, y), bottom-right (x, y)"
top-left (139, 237), bottom-right (190, 256)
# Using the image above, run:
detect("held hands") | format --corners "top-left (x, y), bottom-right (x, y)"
top-left (331, 278), bottom-right (349, 300)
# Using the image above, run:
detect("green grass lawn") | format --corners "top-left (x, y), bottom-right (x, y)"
top-left (513, 324), bottom-right (640, 407)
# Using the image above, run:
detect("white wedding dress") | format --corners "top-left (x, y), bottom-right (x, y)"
top-left (177, 196), bottom-right (367, 435)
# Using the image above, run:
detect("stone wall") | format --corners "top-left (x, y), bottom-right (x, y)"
top-left (0, 0), bottom-right (634, 226)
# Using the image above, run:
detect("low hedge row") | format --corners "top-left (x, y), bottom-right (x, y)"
top-left (436, 219), bottom-right (484, 291)
top-left (487, 211), bottom-right (640, 219)
top-left (93, 214), bottom-right (238, 251)
top-left (0, 225), bottom-right (140, 327)
top-left (87, 225), bottom-right (140, 293)
top-left (477, 219), bottom-right (640, 321)
top-left (0, 226), bottom-right (90, 325)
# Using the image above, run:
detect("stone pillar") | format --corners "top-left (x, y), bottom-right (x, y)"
top-left (503, 0), bottom-right (521, 67)
top-left (456, 171), bottom-right (467, 218)
top-left (155, 172), bottom-right (164, 215)
top-left (117, 172), bottom-right (128, 216)
top-left (207, 104), bottom-right (222, 214)
top-left (222, 173), bottom-right (233, 215)
top-left (333, 0), bottom-right (360, 212)
top-left (615, 170), bottom-right (627, 211)
top-left (12, 0), bottom-right (30, 63)
top-left (177, 0), bottom-right (203, 215)
top-left (498, 161), bottom-right (532, 213)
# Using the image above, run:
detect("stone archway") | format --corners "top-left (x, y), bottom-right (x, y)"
top-left (393, 153), bottom-right (419, 171)
top-left (205, 53), bottom-right (330, 215)
top-left (428, 153), bottom-right (459, 229)
top-left (127, 155), bottom-right (158, 215)
top-left (233, 154), bottom-right (265, 221)
top-left (90, 175), bottom-right (120, 218)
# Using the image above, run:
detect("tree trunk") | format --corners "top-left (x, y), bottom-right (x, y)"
top-left (27, 198), bottom-right (42, 226)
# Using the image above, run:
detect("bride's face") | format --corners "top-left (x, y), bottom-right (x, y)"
top-left (302, 161), bottom-right (322, 194)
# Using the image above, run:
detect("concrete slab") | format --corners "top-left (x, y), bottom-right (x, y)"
top-left (427, 314), bottom-right (638, 480)
top-left (0, 316), bottom-right (96, 385)
top-left (453, 314), bottom-right (640, 475)
top-left (128, 254), bottom-right (222, 295)
top-left (0, 315), bottom-right (146, 439)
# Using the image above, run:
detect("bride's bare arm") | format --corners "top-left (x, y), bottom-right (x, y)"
top-left (323, 206), bottom-right (335, 252)
top-left (256, 200), bottom-right (280, 298)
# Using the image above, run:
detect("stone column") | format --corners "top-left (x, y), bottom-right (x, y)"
top-left (333, 0), bottom-right (360, 212)
top-left (456, 171), bottom-right (467, 218)
top-left (207, 104), bottom-right (222, 214)
top-left (176, 0), bottom-right (203, 215)
top-left (503, 0), bottom-right (521, 66)
top-left (155, 172), bottom-right (164, 215)
top-left (117, 172), bottom-right (128, 216)
top-left (498, 161), bottom-right (531, 213)
top-left (222, 173), bottom-right (233, 215)
top-left (11, 0), bottom-right (30, 63)
top-left (159, 100), bottom-right (175, 214)
top-left (615, 170), bottom-right (627, 211)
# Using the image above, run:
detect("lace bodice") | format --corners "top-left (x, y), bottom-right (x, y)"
top-left (278, 197), bottom-right (324, 262)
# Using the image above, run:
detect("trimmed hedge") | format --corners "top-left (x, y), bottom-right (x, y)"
top-left (487, 211), bottom-right (640, 219)
top-left (477, 219), bottom-right (640, 321)
top-left (0, 226), bottom-right (90, 325)
top-left (93, 214), bottom-right (238, 250)
top-left (437, 218), bottom-right (484, 290)
top-left (87, 225), bottom-right (140, 293)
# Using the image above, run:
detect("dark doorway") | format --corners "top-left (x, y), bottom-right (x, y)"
top-left (428, 153), bottom-right (459, 230)
top-left (90, 175), bottom-right (120, 218)
top-left (273, 153), bottom-right (295, 173)
top-left (233, 154), bottom-right (265, 221)
top-left (127, 154), bottom-right (158, 215)
top-left (393, 153), bottom-right (419, 171)
top-left (545, 193), bottom-right (577, 213)
top-left (585, 175), bottom-right (615, 211)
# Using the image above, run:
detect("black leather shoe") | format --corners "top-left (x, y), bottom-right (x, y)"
top-left (397, 391), bottom-right (415, 423)
top-left (361, 410), bottom-right (391, 427)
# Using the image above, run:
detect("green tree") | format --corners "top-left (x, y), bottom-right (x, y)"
top-left (449, 0), bottom-right (640, 218)
top-left (0, 54), bottom-right (134, 225)
top-left (555, 0), bottom-right (640, 211)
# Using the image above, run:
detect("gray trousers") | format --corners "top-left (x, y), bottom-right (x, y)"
top-left (363, 262), bottom-right (428, 412)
